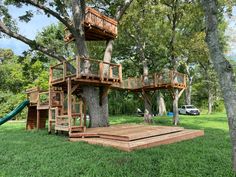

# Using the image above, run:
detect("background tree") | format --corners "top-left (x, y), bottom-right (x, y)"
top-left (201, 0), bottom-right (236, 170)
top-left (0, 0), bottom-right (133, 127)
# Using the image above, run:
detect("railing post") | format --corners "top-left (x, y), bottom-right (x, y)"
top-left (63, 61), bottom-right (67, 82)
top-left (99, 62), bottom-right (104, 81)
top-left (49, 67), bottom-right (53, 84)
top-left (76, 56), bottom-right (81, 78)
top-left (109, 66), bottom-right (113, 79)
top-left (119, 64), bottom-right (122, 82)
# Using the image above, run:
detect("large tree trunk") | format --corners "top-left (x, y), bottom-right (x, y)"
top-left (185, 85), bottom-right (191, 105)
top-left (173, 89), bottom-right (179, 125)
top-left (157, 92), bottom-right (167, 116)
top-left (83, 86), bottom-right (109, 127)
top-left (185, 75), bottom-right (192, 105)
top-left (208, 88), bottom-right (213, 114)
top-left (72, 0), bottom-right (109, 127)
top-left (202, 0), bottom-right (236, 170)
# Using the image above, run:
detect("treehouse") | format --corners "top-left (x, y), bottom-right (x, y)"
top-left (23, 5), bottom-right (204, 152)
top-left (64, 7), bottom-right (118, 42)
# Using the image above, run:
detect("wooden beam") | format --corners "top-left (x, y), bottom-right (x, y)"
top-left (63, 62), bottom-right (67, 82)
top-left (67, 78), bottom-right (72, 133)
top-left (71, 85), bottom-right (79, 93)
top-left (49, 67), bottom-right (53, 85)
top-left (99, 62), bottom-right (104, 82)
top-left (119, 64), bottom-right (122, 82)
top-left (178, 88), bottom-right (185, 98)
top-left (37, 110), bottom-right (40, 130)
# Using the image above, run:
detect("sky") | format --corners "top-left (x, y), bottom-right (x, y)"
top-left (0, 5), bottom-right (57, 55)
top-left (225, 7), bottom-right (236, 57)
top-left (1, 5), bottom-right (236, 57)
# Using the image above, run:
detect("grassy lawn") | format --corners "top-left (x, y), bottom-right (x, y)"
top-left (0, 113), bottom-right (235, 177)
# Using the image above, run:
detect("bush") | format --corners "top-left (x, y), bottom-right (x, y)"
top-left (213, 100), bottom-right (225, 113)
top-left (0, 91), bottom-right (27, 120)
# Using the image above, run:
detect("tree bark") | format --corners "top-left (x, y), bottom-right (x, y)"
top-left (157, 92), bottom-right (167, 116)
top-left (185, 74), bottom-right (193, 105)
top-left (173, 89), bottom-right (179, 125)
top-left (202, 0), bottom-right (236, 171)
top-left (185, 85), bottom-right (191, 105)
top-left (71, 0), bottom-right (109, 127)
top-left (208, 89), bottom-right (213, 114)
top-left (83, 86), bottom-right (109, 127)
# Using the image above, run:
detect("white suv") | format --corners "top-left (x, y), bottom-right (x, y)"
top-left (179, 105), bottom-right (200, 115)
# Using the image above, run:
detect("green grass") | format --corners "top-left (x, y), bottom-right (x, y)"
top-left (0, 113), bottom-right (235, 177)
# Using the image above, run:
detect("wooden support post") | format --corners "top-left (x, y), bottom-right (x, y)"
top-left (76, 56), bottom-right (81, 78)
top-left (178, 88), bottom-right (185, 98)
top-left (55, 107), bottom-right (58, 127)
top-left (119, 64), bottom-right (122, 82)
top-left (99, 62), bottom-right (104, 82)
top-left (109, 66), bottom-right (113, 79)
top-left (61, 91), bottom-right (64, 115)
top-left (83, 101), bottom-right (86, 132)
top-left (80, 101), bottom-right (83, 127)
top-left (48, 87), bottom-right (52, 133)
top-left (67, 78), bottom-right (72, 132)
top-left (37, 110), bottom-right (40, 129)
top-left (71, 85), bottom-right (79, 93)
top-left (63, 61), bottom-right (67, 82)
top-left (49, 67), bottom-right (53, 84)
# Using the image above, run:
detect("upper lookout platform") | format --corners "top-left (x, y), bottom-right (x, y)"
top-left (64, 7), bottom-right (118, 42)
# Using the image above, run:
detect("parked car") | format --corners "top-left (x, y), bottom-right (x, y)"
top-left (178, 105), bottom-right (200, 115)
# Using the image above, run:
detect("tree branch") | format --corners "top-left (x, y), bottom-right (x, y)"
top-left (0, 20), bottom-right (66, 62)
top-left (21, 0), bottom-right (74, 33)
top-left (115, 0), bottom-right (134, 21)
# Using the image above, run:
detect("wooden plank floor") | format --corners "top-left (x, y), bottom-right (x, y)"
top-left (69, 124), bottom-right (204, 151)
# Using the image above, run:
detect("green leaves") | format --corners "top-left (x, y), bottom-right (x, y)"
top-left (18, 10), bottom-right (34, 23)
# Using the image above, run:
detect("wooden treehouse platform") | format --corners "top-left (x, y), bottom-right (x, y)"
top-left (64, 7), bottom-right (117, 42)
top-left (50, 57), bottom-right (186, 91)
top-left (70, 124), bottom-right (204, 152)
top-left (50, 57), bottom-right (122, 89)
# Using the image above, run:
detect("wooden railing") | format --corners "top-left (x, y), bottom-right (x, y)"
top-left (64, 7), bottom-right (117, 42)
top-left (26, 87), bottom-right (64, 108)
top-left (85, 7), bottom-right (117, 36)
top-left (50, 57), bottom-right (122, 84)
top-left (120, 70), bottom-right (186, 90)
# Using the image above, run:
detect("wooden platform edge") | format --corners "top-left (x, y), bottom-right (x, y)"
top-left (69, 129), bottom-right (204, 152)
top-left (130, 129), bottom-right (204, 151)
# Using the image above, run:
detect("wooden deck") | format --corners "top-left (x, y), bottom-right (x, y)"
top-left (69, 124), bottom-right (204, 152)
top-left (64, 7), bottom-right (117, 42)
top-left (50, 57), bottom-right (186, 91)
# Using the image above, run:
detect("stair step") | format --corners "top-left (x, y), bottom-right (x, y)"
top-left (71, 126), bottom-right (85, 132)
